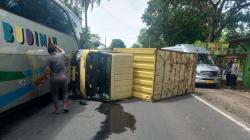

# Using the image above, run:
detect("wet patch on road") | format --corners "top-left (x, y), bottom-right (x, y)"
top-left (92, 102), bottom-right (136, 140)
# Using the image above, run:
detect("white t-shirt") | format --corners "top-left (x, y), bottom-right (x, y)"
top-left (231, 63), bottom-right (239, 76)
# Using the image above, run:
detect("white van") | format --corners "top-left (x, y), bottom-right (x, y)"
top-left (0, 0), bottom-right (83, 113)
top-left (163, 44), bottom-right (222, 87)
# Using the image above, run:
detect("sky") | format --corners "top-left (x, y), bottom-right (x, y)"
top-left (87, 0), bottom-right (149, 47)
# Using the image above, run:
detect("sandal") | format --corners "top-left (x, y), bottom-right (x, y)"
top-left (63, 109), bottom-right (69, 113)
top-left (79, 101), bottom-right (88, 105)
top-left (52, 111), bottom-right (60, 114)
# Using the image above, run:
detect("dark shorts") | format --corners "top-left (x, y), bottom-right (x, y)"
top-left (50, 77), bottom-right (68, 104)
top-left (230, 75), bottom-right (237, 88)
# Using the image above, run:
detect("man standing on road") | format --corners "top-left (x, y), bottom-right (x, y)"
top-left (46, 45), bottom-right (69, 114)
top-left (230, 58), bottom-right (239, 89)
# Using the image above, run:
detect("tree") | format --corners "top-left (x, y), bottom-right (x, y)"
top-left (110, 39), bottom-right (126, 48)
top-left (143, 0), bottom-right (250, 45)
top-left (89, 33), bottom-right (101, 48)
top-left (190, 0), bottom-right (250, 42)
top-left (131, 43), bottom-right (141, 48)
top-left (62, 0), bottom-right (104, 48)
top-left (142, 0), bottom-right (207, 46)
top-left (138, 28), bottom-right (150, 48)
top-left (62, 0), bottom-right (104, 47)
top-left (62, 0), bottom-right (81, 19)
top-left (81, 26), bottom-right (102, 49)
top-left (76, 0), bottom-right (102, 47)
top-left (137, 28), bottom-right (166, 48)
top-left (223, 24), bottom-right (250, 41)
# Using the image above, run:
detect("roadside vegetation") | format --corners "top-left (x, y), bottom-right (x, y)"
top-left (139, 0), bottom-right (250, 47)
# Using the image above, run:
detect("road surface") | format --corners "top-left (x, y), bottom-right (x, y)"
top-left (0, 94), bottom-right (250, 140)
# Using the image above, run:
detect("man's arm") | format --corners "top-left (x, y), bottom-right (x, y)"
top-left (45, 66), bottom-right (51, 79)
top-left (55, 45), bottom-right (65, 54)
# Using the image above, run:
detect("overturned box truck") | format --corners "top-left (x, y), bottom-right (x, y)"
top-left (163, 44), bottom-right (222, 87)
top-left (115, 48), bottom-right (197, 101)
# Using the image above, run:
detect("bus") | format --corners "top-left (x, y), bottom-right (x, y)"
top-left (0, 0), bottom-right (83, 113)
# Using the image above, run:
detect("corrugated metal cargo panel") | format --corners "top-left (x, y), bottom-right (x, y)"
top-left (133, 77), bottom-right (153, 86)
top-left (114, 48), bottom-right (156, 101)
top-left (115, 48), bottom-right (156, 54)
top-left (134, 69), bottom-right (154, 79)
top-left (111, 53), bottom-right (133, 100)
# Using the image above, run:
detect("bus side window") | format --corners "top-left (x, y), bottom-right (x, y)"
top-left (0, 0), bottom-right (35, 20)
top-left (34, 0), bottom-right (74, 36)
top-left (0, 0), bottom-right (23, 15)
top-left (0, 0), bottom-right (74, 36)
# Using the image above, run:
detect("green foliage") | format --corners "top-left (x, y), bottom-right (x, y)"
top-left (75, 0), bottom-right (105, 48)
top-left (142, 0), bottom-right (250, 45)
top-left (138, 28), bottom-right (149, 48)
top-left (194, 40), bottom-right (207, 48)
top-left (142, 0), bottom-right (207, 46)
top-left (224, 25), bottom-right (250, 41)
top-left (81, 27), bottom-right (101, 49)
top-left (77, 0), bottom-right (101, 11)
top-left (62, 0), bottom-right (104, 49)
top-left (136, 28), bottom-right (166, 48)
top-left (131, 43), bottom-right (141, 48)
top-left (89, 33), bottom-right (101, 49)
top-left (62, 0), bottom-right (81, 19)
top-left (110, 39), bottom-right (126, 48)
top-left (217, 23), bottom-right (250, 42)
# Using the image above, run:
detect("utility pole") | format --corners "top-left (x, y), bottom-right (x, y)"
top-left (149, 37), bottom-right (151, 48)
top-left (105, 36), bottom-right (107, 48)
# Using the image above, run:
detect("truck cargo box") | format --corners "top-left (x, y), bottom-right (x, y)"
top-left (85, 51), bottom-right (133, 101)
top-left (114, 48), bottom-right (197, 101)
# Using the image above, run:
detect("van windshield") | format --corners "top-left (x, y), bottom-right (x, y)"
top-left (198, 54), bottom-right (214, 65)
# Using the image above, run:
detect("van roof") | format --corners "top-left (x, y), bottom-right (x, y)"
top-left (162, 44), bottom-right (209, 54)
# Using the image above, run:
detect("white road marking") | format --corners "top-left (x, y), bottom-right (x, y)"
top-left (191, 94), bottom-right (250, 133)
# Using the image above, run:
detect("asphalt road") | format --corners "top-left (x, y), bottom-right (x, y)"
top-left (0, 94), bottom-right (250, 140)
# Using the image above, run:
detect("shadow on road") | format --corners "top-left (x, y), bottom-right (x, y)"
top-left (157, 94), bottom-right (194, 103)
top-left (0, 95), bottom-right (88, 140)
top-left (0, 94), bottom-right (52, 137)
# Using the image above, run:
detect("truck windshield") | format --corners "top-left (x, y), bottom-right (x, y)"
top-left (198, 54), bottom-right (214, 65)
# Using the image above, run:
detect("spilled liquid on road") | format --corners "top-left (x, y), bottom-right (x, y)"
top-left (92, 102), bottom-right (136, 140)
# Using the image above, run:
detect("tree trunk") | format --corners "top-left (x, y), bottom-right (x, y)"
top-left (207, 16), bottom-right (216, 46)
